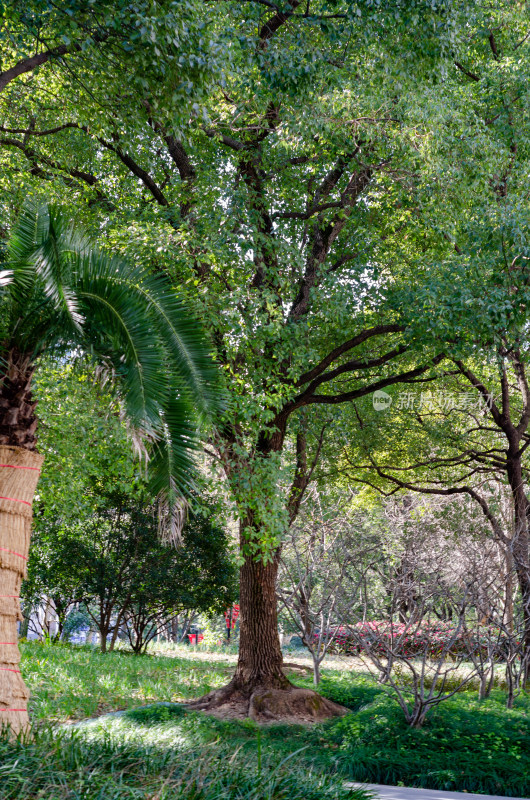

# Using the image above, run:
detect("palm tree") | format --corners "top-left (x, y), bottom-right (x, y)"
top-left (0, 202), bottom-right (220, 735)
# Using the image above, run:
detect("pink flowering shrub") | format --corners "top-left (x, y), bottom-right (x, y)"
top-left (319, 621), bottom-right (506, 659)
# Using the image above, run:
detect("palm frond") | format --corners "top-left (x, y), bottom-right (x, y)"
top-left (7, 202), bottom-right (85, 331)
top-left (126, 272), bottom-right (223, 419)
top-left (2, 201), bottom-right (223, 499)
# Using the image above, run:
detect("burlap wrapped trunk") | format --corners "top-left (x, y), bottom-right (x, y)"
top-left (0, 445), bottom-right (43, 737)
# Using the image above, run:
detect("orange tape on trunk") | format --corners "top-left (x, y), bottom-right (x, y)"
top-left (0, 547), bottom-right (27, 560)
top-left (0, 464), bottom-right (40, 471)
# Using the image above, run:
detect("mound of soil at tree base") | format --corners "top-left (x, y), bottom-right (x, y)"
top-left (187, 685), bottom-right (349, 724)
top-left (282, 662), bottom-right (313, 675)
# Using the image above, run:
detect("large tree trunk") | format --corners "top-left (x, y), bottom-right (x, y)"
top-left (188, 520), bottom-right (347, 723)
top-left (233, 547), bottom-right (288, 691)
top-left (0, 445), bottom-right (43, 737)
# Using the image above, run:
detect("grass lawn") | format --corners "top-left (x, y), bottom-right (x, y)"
top-left (0, 642), bottom-right (529, 799)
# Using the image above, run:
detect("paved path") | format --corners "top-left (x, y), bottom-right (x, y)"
top-left (345, 783), bottom-right (527, 800)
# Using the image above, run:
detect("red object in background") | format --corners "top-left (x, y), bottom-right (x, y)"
top-left (224, 604), bottom-right (240, 629)
top-left (224, 604), bottom-right (240, 640)
top-left (187, 633), bottom-right (204, 645)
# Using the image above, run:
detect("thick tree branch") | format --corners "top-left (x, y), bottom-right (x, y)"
top-left (287, 425), bottom-right (326, 524)
top-left (162, 134), bottom-right (195, 181)
top-left (511, 349), bottom-right (530, 437)
top-left (0, 44), bottom-right (70, 92)
top-left (97, 136), bottom-right (169, 206)
top-left (326, 253), bottom-right (357, 273)
top-left (268, 356), bottom-right (445, 442)
top-left (142, 102), bottom-right (196, 182)
top-left (299, 344), bottom-right (409, 397)
top-left (260, 354), bottom-right (444, 457)
top-left (207, 0), bottom-right (280, 8)
top-left (489, 32), bottom-right (499, 60)
top-left (292, 354), bottom-right (445, 409)
top-left (0, 122), bottom-right (82, 136)
top-left (204, 129), bottom-right (247, 151)
top-left (363, 463), bottom-right (508, 546)
top-left (453, 360), bottom-right (504, 430)
top-left (273, 200), bottom-right (342, 220)
top-left (0, 136), bottom-right (106, 199)
top-left (289, 159), bottom-right (372, 319)
top-left (259, 0), bottom-right (302, 41)
top-left (0, 26), bottom-right (111, 92)
top-left (296, 324), bottom-right (404, 386)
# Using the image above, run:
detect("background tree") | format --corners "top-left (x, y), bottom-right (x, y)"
top-left (120, 504), bottom-right (237, 654)
top-left (22, 521), bottom-right (84, 641)
top-left (319, 2), bottom-right (530, 681)
top-left (343, 361), bottom-right (530, 677)
top-left (322, 494), bottom-right (509, 726)
top-left (278, 488), bottom-right (379, 685)
top-left (24, 492), bottom-right (237, 654)
top-left (21, 360), bottom-right (142, 641)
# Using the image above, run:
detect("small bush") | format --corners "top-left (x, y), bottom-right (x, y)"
top-left (312, 676), bottom-right (530, 797)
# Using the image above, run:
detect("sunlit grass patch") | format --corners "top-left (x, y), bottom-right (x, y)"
top-left (20, 641), bottom-right (229, 723)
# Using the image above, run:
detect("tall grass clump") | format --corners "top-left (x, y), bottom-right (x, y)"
top-left (0, 721), bottom-right (367, 800)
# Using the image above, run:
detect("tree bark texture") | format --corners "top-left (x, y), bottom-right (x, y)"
top-left (506, 451), bottom-right (530, 681)
top-left (0, 350), bottom-right (38, 450)
top-left (232, 534), bottom-right (289, 692)
top-left (0, 445), bottom-right (43, 737)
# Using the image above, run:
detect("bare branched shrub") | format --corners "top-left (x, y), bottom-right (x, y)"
top-left (278, 489), bottom-right (380, 684)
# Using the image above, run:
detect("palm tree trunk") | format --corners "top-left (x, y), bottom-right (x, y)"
top-left (0, 445), bottom-right (43, 737)
top-left (0, 349), bottom-right (38, 450)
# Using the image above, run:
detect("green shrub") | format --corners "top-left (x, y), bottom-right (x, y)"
top-left (313, 677), bottom-right (530, 797)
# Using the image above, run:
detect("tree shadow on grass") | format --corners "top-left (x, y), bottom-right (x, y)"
top-left (120, 700), bottom-right (352, 778)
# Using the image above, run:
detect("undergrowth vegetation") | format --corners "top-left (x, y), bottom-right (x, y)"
top-left (0, 723), bottom-right (358, 800)
top-left (317, 676), bottom-right (530, 796)
top-left (0, 642), bottom-right (528, 798)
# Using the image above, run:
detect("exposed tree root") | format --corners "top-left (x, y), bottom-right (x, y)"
top-left (186, 682), bottom-right (349, 724)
